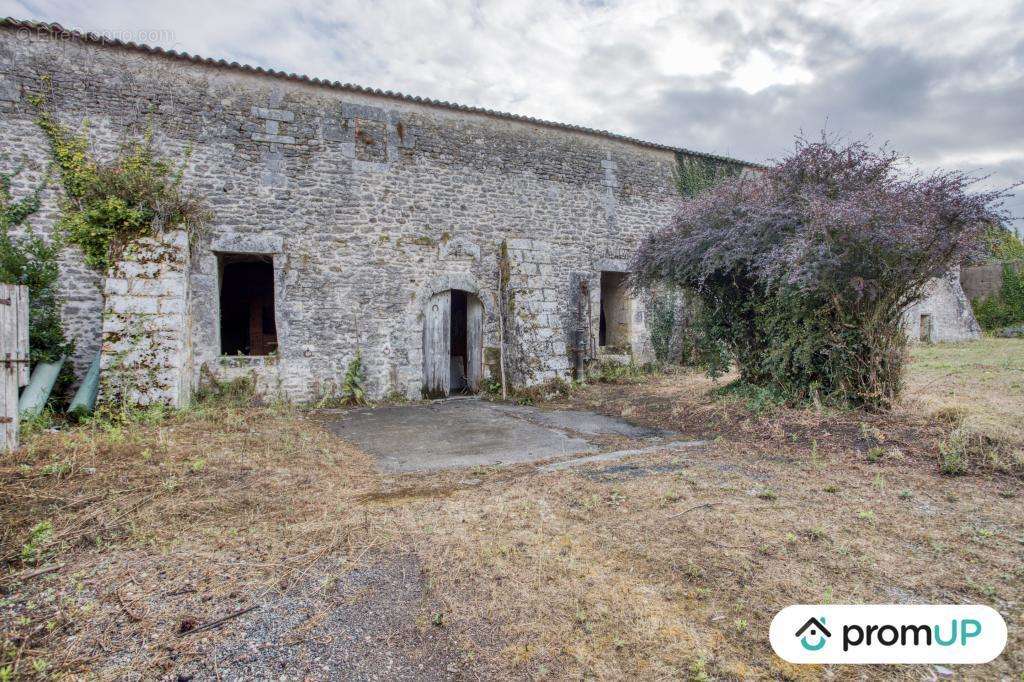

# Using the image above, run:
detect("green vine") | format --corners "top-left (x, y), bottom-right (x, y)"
top-left (0, 169), bottom-right (74, 365)
top-left (673, 153), bottom-right (741, 198)
top-left (35, 109), bottom-right (206, 271)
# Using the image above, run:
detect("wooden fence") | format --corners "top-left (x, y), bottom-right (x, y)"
top-left (1, 283), bottom-right (29, 452)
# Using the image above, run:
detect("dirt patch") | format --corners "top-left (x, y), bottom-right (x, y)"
top-left (176, 553), bottom-right (469, 681)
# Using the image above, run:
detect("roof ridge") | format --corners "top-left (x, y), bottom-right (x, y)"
top-left (1, 17), bottom-right (763, 168)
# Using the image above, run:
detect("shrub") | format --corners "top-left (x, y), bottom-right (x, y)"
top-left (340, 351), bottom-right (367, 406)
top-left (634, 134), bottom-right (1013, 409)
top-left (0, 171), bottom-right (74, 366)
top-left (36, 112), bottom-right (206, 271)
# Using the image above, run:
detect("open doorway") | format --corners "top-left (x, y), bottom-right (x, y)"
top-left (599, 271), bottom-right (630, 351)
top-left (423, 289), bottom-right (483, 397)
top-left (219, 254), bottom-right (277, 356)
top-left (450, 289), bottom-right (469, 392)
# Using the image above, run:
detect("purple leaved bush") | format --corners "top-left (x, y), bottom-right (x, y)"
top-left (633, 134), bottom-right (1017, 408)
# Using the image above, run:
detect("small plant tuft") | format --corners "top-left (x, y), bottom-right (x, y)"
top-left (20, 520), bottom-right (54, 565)
top-left (341, 350), bottom-right (367, 406)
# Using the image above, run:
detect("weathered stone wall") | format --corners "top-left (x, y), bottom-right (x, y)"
top-left (904, 268), bottom-right (981, 343)
top-left (0, 27), bottom-right (679, 401)
top-left (100, 231), bottom-right (192, 406)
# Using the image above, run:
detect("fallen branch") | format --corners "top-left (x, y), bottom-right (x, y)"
top-left (115, 589), bottom-right (144, 623)
top-left (180, 605), bottom-right (259, 637)
top-left (665, 502), bottom-right (722, 519)
top-left (11, 562), bottom-right (65, 582)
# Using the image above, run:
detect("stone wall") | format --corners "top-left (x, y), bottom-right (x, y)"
top-left (961, 262), bottom-right (1023, 302)
top-left (100, 230), bottom-right (193, 406)
top-left (0, 26), bottom-right (683, 402)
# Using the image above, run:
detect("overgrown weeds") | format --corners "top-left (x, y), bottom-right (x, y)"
top-left (711, 379), bottom-right (788, 415)
top-left (587, 359), bottom-right (655, 384)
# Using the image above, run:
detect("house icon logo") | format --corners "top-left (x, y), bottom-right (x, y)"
top-left (795, 616), bottom-right (831, 651)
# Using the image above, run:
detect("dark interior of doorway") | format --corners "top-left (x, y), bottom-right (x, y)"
top-left (450, 289), bottom-right (470, 393)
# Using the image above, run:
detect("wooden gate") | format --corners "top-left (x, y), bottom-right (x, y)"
top-left (1, 284), bottom-right (30, 452)
top-left (423, 290), bottom-right (451, 397)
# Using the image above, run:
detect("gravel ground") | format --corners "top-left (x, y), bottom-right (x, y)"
top-left (175, 554), bottom-right (471, 681)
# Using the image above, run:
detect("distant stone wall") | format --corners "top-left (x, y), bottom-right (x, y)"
top-left (961, 262), bottom-right (1023, 301)
top-left (904, 268), bottom-right (981, 343)
top-left (0, 27), bottom-right (680, 402)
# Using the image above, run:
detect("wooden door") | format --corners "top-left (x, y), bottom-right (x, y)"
top-left (466, 294), bottom-right (483, 392)
top-left (423, 290), bottom-right (451, 397)
top-left (1, 284), bottom-right (29, 452)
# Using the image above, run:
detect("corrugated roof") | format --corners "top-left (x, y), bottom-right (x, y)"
top-left (1, 17), bottom-right (762, 168)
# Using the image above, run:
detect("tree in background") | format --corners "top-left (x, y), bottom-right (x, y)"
top-left (633, 134), bottom-right (1013, 409)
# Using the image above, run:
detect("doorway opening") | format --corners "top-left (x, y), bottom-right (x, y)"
top-left (919, 314), bottom-right (932, 342)
top-left (219, 254), bottom-right (277, 356)
top-left (450, 289), bottom-right (469, 392)
top-left (599, 271), bottom-right (630, 351)
top-left (423, 288), bottom-right (483, 397)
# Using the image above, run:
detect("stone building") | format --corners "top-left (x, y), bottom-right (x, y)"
top-left (903, 267), bottom-right (981, 343)
top-left (0, 20), bottom-right (760, 405)
top-left (0, 21), bottom-right (978, 407)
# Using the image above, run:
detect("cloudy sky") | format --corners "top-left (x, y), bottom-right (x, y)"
top-left (4, 0), bottom-right (1022, 230)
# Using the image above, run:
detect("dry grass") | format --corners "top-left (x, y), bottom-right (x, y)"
top-left (0, 402), bottom-right (386, 678)
top-left (904, 338), bottom-right (1024, 463)
top-left (2, 342), bottom-right (1023, 679)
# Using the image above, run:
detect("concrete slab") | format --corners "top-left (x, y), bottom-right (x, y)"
top-left (323, 399), bottom-right (600, 472)
top-left (488, 404), bottom-right (670, 438)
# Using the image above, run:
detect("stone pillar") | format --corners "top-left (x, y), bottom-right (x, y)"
top-left (99, 230), bottom-right (193, 407)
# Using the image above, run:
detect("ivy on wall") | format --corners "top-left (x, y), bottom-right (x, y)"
top-left (647, 153), bottom-right (743, 365)
top-left (972, 226), bottom-right (1024, 331)
top-left (972, 264), bottom-right (1024, 331)
top-left (673, 152), bottom-right (741, 198)
top-left (35, 109), bottom-right (206, 271)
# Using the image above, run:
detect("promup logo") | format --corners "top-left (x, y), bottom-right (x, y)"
top-left (770, 605), bottom-right (1006, 664)
top-left (795, 617), bottom-right (830, 651)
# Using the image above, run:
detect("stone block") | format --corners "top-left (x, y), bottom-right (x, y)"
top-left (252, 132), bottom-right (297, 145)
top-left (106, 295), bottom-right (159, 315)
top-left (104, 278), bottom-right (129, 296)
top-left (251, 106), bottom-right (295, 122)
